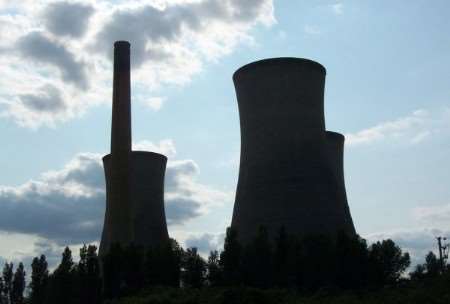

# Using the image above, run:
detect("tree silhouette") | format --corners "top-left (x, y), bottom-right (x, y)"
top-left (165, 239), bottom-right (184, 287)
top-left (424, 251), bottom-right (441, 277)
top-left (181, 247), bottom-right (207, 288)
top-left (2, 262), bottom-right (13, 304)
top-left (29, 255), bottom-right (49, 304)
top-left (220, 227), bottom-right (242, 286)
top-left (368, 239), bottom-right (410, 286)
top-left (273, 226), bottom-right (297, 288)
top-left (123, 244), bottom-right (145, 294)
top-left (143, 246), bottom-right (158, 286)
top-left (206, 250), bottom-right (222, 287)
top-left (298, 235), bottom-right (336, 291)
top-left (0, 227), bottom-right (426, 303)
top-left (410, 251), bottom-right (444, 281)
top-left (241, 226), bottom-right (273, 288)
top-left (143, 239), bottom-right (183, 287)
top-left (78, 245), bottom-right (101, 304)
top-left (11, 262), bottom-right (25, 304)
top-left (46, 247), bottom-right (76, 304)
top-left (102, 243), bottom-right (125, 299)
top-left (335, 233), bottom-right (369, 290)
top-left (410, 264), bottom-right (427, 281)
top-left (0, 275), bottom-right (4, 304)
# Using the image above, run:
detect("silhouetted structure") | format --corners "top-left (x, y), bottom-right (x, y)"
top-left (325, 131), bottom-right (355, 235)
top-left (231, 58), bottom-right (356, 243)
top-left (100, 41), bottom-right (169, 255)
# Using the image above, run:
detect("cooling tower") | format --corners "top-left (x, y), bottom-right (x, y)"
top-left (102, 152), bottom-right (169, 249)
top-left (325, 131), bottom-right (356, 236)
top-left (230, 58), bottom-right (355, 243)
top-left (99, 41), bottom-right (169, 254)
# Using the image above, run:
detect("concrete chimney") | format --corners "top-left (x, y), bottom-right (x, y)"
top-left (100, 41), bottom-right (169, 254)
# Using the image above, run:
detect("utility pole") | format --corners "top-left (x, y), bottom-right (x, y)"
top-left (436, 236), bottom-right (449, 273)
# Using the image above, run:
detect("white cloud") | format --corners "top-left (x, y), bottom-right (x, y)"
top-left (133, 139), bottom-right (177, 157)
top-left (303, 24), bottom-right (321, 35)
top-left (0, 139), bottom-right (231, 246)
top-left (43, 1), bottom-right (95, 38)
top-left (0, 0), bottom-right (275, 128)
top-left (331, 3), bottom-right (343, 15)
top-left (410, 130), bottom-right (431, 144)
top-left (345, 108), bottom-right (450, 146)
top-left (141, 96), bottom-right (165, 111)
top-left (0, 232), bottom-right (38, 263)
top-left (412, 204), bottom-right (450, 225)
top-left (184, 232), bottom-right (225, 255)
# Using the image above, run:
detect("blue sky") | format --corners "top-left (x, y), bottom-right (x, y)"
top-left (0, 0), bottom-right (449, 268)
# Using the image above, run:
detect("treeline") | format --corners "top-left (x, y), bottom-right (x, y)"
top-left (0, 262), bottom-right (25, 304)
top-left (1, 245), bottom-right (102, 304)
top-left (206, 227), bottom-right (412, 290)
top-left (0, 227), bottom-right (447, 304)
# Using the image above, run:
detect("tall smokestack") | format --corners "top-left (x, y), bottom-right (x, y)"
top-left (111, 41), bottom-right (131, 153)
top-left (100, 41), bottom-right (133, 253)
top-left (100, 41), bottom-right (170, 255)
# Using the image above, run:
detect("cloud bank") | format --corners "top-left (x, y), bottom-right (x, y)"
top-left (412, 204), bottom-right (450, 226)
top-left (0, 0), bottom-right (275, 128)
top-left (184, 232), bottom-right (225, 255)
top-left (0, 140), bottom-right (231, 246)
top-left (345, 108), bottom-right (450, 146)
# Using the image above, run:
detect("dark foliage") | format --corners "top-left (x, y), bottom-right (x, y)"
top-left (102, 243), bottom-right (126, 299)
top-left (4, 227), bottom-right (448, 304)
top-left (1, 262), bottom-right (13, 304)
top-left (241, 226), bottom-right (273, 288)
top-left (206, 250), bottom-right (222, 287)
top-left (367, 239), bottom-right (411, 286)
top-left (219, 227), bottom-right (242, 286)
top-left (273, 226), bottom-right (296, 288)
top-left (410, 251), bottom-right (442, 281)
top-left (334, 232), bottom-right (369, 290)
top-left (45, 246), bottom-right (77, 304)
top-left (97, 227), bottom-right (414, 298)
top-left (77, 244), bottom-right (102, 304)
top-left (143, 239), bottom-right (183, 287)
top-left (102, 239), bottom-right (183, 300)
top-left (29, 255), bottom-right (49, 304)
top-left (181, 247), bottom-right (206, 288)
top-left (11, 262), bottom-right (25, 304)
top-left (0, 262), bottom-right (26, 304)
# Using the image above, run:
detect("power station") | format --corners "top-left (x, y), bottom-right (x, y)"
top-left (230, 58), bottom-right (356, 243)
top-left (99, 41), bottom-right (169, 254)
top-left (98, 45), bottom-right (356, 249)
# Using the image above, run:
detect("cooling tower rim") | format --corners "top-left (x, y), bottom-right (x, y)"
top-left (326, 130), bottom-right (345, 141)
top-left (233, 57), bottom-right (326, 80)
top-left (103, 151), bottom-right (168, 161)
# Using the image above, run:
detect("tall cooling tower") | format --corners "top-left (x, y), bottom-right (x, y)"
top-left (100, 41), bottom-right (169, 254)
top-left (230, 58), bottom-right (355, 243)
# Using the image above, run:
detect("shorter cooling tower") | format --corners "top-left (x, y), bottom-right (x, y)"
top-left (325, 131), bottom-right (356, 236)
top-left (230, 58), bottom-right (356, 243)
top-left (101, 152), bottom-right (169, 250)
